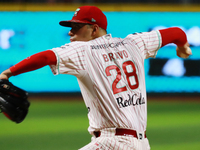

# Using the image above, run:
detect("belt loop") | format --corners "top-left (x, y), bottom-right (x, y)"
top-left (137, 131), bottom-right (145, 140)
top-left (94, 131), bottom-right (101, 138)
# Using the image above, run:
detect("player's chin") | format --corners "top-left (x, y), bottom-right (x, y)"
top-left (70, 39), bottom-right (75, 42)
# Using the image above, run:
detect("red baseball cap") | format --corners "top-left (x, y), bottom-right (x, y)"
top-left (59, 6), bottom-right (107, 30)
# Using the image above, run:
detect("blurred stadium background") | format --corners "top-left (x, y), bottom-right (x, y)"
top-left (0, 0), bottom-right (200, 150)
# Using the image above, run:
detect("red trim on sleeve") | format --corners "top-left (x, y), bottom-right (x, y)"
top-left (10, 50), bottom-right (57, 76)
top-left (159, 27), bottom-right (187, 47)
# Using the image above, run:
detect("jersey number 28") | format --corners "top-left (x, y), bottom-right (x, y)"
top-left (105, 60), bottom-right (139, 94)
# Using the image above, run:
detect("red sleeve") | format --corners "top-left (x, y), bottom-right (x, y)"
top-left (159, 27), bottom-right (187, 47)
top-left (10, 50), bottom-right (57, 76)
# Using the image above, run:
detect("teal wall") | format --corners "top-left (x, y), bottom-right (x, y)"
top-left (0, 11), bottom-right (200, 93)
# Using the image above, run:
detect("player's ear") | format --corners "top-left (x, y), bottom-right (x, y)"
top-left (91, 24), bottom-right (99, 36)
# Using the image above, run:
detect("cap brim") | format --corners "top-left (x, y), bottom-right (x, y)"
top-left (59, 20), bottom-right (92, 27)
top-left (59, 21), bottom-right (72, 27)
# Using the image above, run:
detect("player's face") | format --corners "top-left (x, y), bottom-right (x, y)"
top-left (68, 23), bottom-right (94, 42)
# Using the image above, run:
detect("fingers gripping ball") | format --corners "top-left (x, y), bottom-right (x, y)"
top-left (0, 79), bottom-right (30, 123)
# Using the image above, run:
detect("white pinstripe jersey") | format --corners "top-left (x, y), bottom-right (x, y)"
top-left (50, 30), bottom-right (162, 135)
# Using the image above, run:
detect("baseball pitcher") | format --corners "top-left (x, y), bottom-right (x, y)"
top-left (0, 6), bottom-right (192, 150)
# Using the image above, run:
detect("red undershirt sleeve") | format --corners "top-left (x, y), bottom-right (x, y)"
top-left (10, 50), bottom-right (57, 76)
top-left (9, 27), bottom-right (187, 76)
top-left (159, 27), bottom-right (187, 47)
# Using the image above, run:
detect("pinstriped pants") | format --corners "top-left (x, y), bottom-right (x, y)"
top-left (79, 128), bottom-right (150, 150)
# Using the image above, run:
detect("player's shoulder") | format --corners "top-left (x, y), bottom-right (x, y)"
top-left (51, 41), bottom-right (89, 54)
top-left (62, 41), bottom-right (88, 48)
